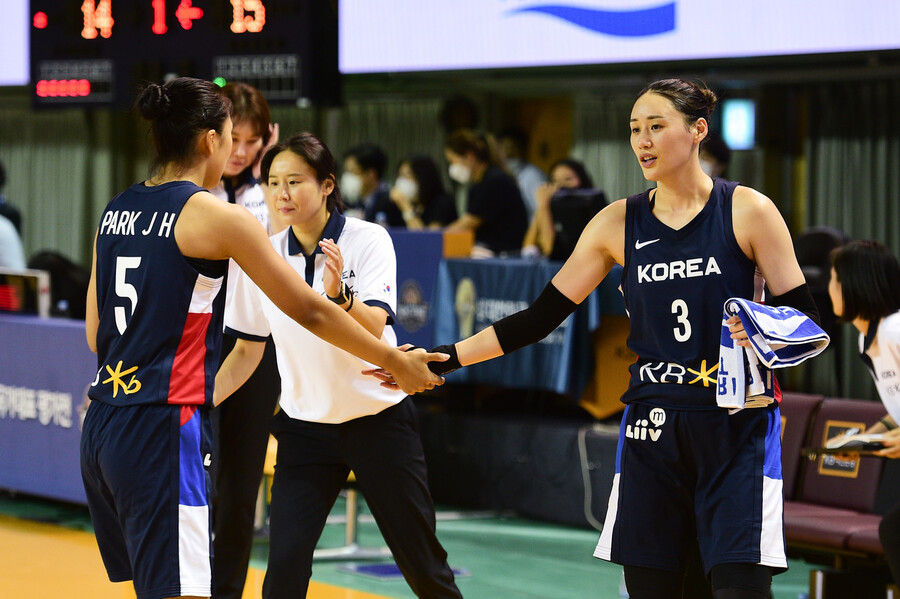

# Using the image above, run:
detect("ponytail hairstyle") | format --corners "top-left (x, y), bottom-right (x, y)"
top-left (260, 132), bottom-right (344, 214)
top-left (639, 78), bottom-right (718, 129)
top-left (136, 77), bottom-right (232, 176)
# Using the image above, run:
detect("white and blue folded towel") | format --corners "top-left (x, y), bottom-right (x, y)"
top-left (717, 298), bottom-right (830, 411)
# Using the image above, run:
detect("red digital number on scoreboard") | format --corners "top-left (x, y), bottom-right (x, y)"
top-left (77, 0), bottom-right (266, 39)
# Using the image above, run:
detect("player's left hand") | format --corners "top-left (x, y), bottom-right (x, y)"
top-left (252, 123), bottom-right (280, 180)
top-left (727, 315), bottom-right (751, 347)
top-left (319, 238), bottom-right (344, 298)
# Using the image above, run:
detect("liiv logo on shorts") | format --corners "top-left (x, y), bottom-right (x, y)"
top-left (626, 407), bottom-right (666, 442)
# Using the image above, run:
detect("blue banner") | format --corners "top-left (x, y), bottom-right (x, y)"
top-left (0, 314), bottom-right (94, 503)
top-left (389, 230), bottom-right (444, 349)
top-left (433, 259), bottom-right (624, 397)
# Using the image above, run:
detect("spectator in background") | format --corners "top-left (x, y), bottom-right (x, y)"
top-left (390, 154), bottom-right (458, 230)
top-left (0, 161), bottom-right (23, 237)
top-left (0, 212), bottom-right (25, 269)
top-left (522, 158), bottom-right (604, 261)
top-left (208, 81), bottom-right (282, 599)
top-left (699, 132), bottom-right (732, 179)
top-left (343, 142), bottom-right (405, 228)
top-left (439, 95), bottom-right (482, 218)
top-left (444, 129), bottom-right (528, 257)
top-left (497, 126), bottom-right (547, 219)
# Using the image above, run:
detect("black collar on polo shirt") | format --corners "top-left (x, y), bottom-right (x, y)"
top-left (223, 170), bottom-right (259, 204)
top-left (287, 210), bottom-right (347, 257)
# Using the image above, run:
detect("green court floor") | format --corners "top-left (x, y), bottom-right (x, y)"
top-left (252, 495), bottom-right (816, 599)
top-left (1, 492), bottom-right (816, 598)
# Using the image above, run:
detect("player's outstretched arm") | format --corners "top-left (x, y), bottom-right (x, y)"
top-left (429, 200), bottom-right (626, 376)
top-left (177, 192), bottom-right (444, 395)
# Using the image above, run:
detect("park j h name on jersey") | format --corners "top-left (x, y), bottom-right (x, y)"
top-left (99, 210), bottom-right (176, 238)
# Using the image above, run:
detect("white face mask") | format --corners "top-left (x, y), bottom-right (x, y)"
top-left (393, 176), bottom-right (418, 199)
top-left (448, 163), bottom-right (471, 185)
top-left (341, 172), bottom-right (363, 202)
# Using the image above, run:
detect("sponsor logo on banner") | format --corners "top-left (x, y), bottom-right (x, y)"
top-left (454, 278), bottom-right (477, 338)
top-left (397, 279), bottom-right (429, 333)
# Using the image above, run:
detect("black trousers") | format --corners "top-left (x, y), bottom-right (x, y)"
top-left (262, 399), bottom-right (462, 599)
top-left (212, 334), bottom-right (281, 599)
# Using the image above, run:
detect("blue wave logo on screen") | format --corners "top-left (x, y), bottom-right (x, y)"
top-left (509, 2), bottom-right (676, 37)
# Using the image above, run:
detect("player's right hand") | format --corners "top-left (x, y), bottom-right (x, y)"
top-left (369, 346), bottom-right (446, 394)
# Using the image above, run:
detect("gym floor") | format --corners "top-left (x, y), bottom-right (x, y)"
top-left (0, 492), bottom-right (817, 599)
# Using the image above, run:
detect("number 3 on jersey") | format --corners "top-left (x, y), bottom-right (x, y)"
top-left (671, 298), bottom-right (691, 342)
top-left (115, 256), bottom-right (142, 334)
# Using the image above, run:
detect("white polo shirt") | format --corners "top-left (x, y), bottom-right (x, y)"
top-left (224, 211), bottom-right (405, 423)
top-left (212, 176), bottom-right (273, 324)
top-left (861, 311), bottom-right (900, 422)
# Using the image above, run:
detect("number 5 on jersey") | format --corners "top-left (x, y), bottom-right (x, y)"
top-left (115, 256), bottom-right (142, 334)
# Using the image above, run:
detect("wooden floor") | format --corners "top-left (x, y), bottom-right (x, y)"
top-left (0, 514), bottom-right (391, 599)
top-left (0, 497), bottom-right (821, 599)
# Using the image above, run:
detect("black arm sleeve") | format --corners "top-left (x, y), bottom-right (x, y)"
top-left (492, 281), bottom-right (578, 355)
top-left (768, 283), bottom-right (821, 326)
top-left (427, 344), bottom-right (462, 376)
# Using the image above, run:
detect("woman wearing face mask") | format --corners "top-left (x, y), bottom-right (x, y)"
top-left (341, 142), bottom-right (406, 227)
top-left (216, 132), bottom-right (462, 599)
top-left (444, 129), bottom-right (529, 256)
top-left (522, 158), bottom-right (605, 261)
top-left (390, 154), bottom-right (458, 230)
top-left (208, 81), bottom-right (283, 599)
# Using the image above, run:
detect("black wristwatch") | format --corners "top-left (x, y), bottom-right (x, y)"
top-left (327, 282), bottom-right (353, 310)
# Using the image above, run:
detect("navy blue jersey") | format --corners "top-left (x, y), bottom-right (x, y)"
top-left (89, 181), bottom-right (227, 407)
top-left (621, 179), bottom-right (759, 407)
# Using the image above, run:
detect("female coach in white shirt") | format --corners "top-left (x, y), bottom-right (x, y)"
top-left (215, 132), bottom-right (462, 599)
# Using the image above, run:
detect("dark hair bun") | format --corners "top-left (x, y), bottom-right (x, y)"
top-left (137, 83), bottom-right (173, 121)
top-left (701, 87), bottom-right (718, 116)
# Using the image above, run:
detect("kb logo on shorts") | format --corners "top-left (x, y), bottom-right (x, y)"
top-left (626, 408), bottom-right (666, 442)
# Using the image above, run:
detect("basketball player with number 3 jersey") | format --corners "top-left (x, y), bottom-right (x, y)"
top-left (414, 79), bottom-right (823, 598)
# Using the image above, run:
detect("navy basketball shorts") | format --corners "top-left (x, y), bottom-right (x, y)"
top-left (81, 400), bottom-right (213, 599)
top-left (594, 402), bottom-right (787, 574)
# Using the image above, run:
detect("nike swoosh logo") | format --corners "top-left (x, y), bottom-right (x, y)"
top-left (635, 239), bottom-right (660, 249)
